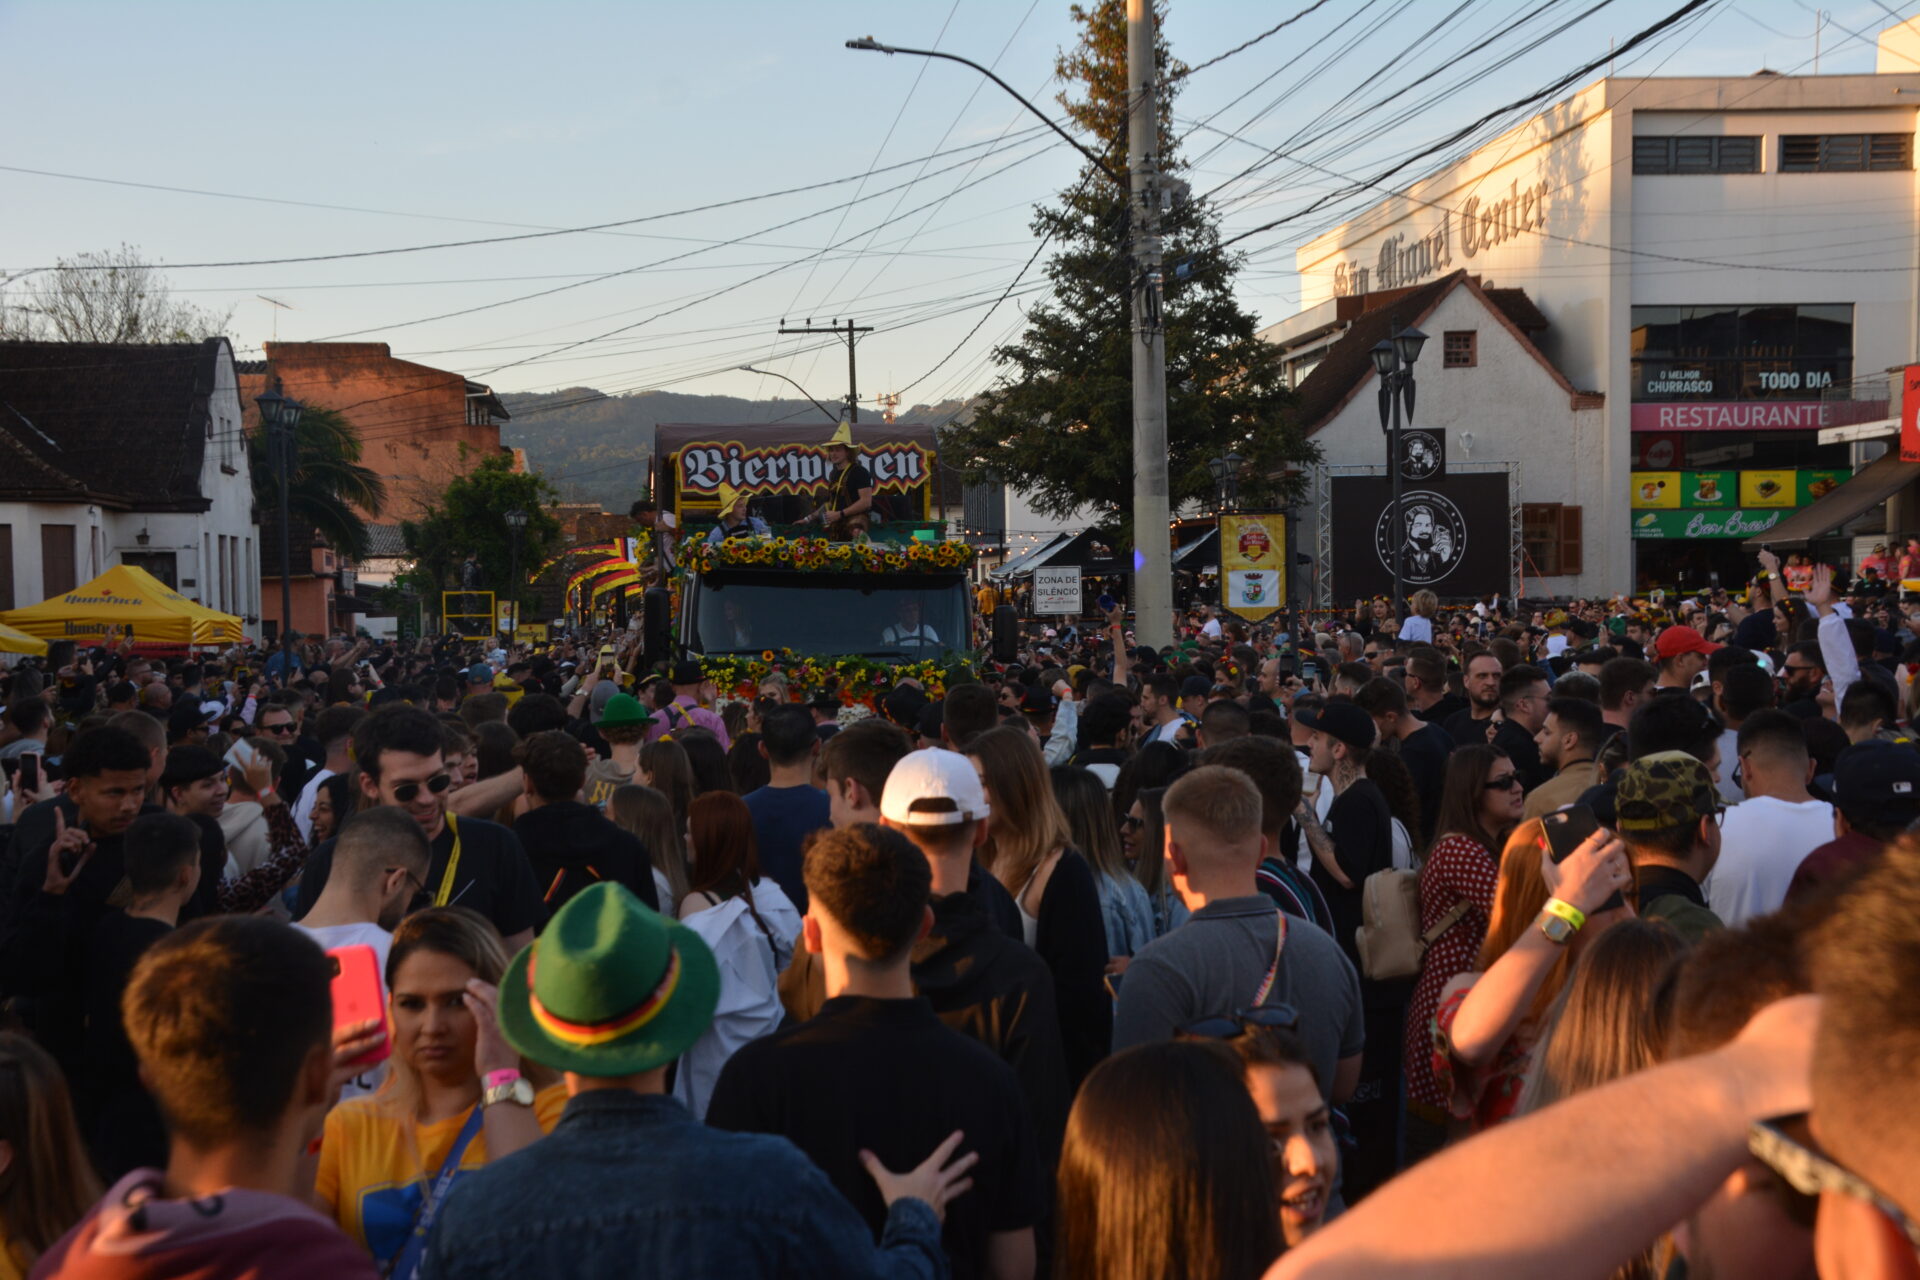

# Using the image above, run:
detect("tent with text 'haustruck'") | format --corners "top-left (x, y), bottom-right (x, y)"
top-left (0, 623), bottom-right (47, 656)
top-left (0, 563), bottom-right (244, 647)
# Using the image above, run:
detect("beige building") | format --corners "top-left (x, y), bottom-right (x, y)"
top-left (1263, 20), bottom-right (1920, 598)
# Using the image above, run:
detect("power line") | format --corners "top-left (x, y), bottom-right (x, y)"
top-left (1168, 0), bottom-right (1341, 82)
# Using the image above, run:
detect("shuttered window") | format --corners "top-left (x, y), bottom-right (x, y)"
top-left (1633, 135), bottom-right (1761, 174)
top-left (40, 524), bottom-right (75, 598)
top-left (1779, 134), bottom-right (1911, 172)
top-left (1521, 504), bottom-right (1583, 577)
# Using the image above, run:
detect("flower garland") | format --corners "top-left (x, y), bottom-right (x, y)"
top-left (681, 535), bottom-right (975, 576)
top-left (698, 648), bottom-right (968, 707)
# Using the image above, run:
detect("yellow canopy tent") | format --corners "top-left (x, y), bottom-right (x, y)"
top-left (0, 622), bottom-right (48, 656)
top-left (0, 564), bottom-right (244, 647)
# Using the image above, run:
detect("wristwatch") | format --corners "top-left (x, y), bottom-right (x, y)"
top-left (1536, 897), bottom-right (1586, 946)
top-left (482, 1068), bottom-right (534, 1108)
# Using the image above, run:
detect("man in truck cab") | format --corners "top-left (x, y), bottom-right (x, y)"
top-left (880, 597), bottom-right (942, 655)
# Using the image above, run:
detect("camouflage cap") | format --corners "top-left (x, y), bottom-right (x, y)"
top-left (1616, 750), bottom-right (1720, 832)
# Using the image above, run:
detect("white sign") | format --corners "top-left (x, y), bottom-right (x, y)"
top-left (1032, 565), bottom-right (1082, 616)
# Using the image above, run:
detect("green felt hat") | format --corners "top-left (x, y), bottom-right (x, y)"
top-left (498, 883), bottom-right (718, 1076)
top-left (595, 692), bottom-right (654, 729)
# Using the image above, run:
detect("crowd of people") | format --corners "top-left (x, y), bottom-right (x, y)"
top-left (0, 543), bottom-right (1914, 1279)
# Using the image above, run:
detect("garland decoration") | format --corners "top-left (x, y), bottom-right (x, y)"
top-left (697, 648), bottom-right (970, 707)
top-left (681, 535), bottom-right (975, 576)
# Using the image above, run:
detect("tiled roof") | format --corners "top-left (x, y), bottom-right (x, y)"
top-left (363, 522), bottom-right (409, 557)
top-left (0, 338), bottom-right (227, 507)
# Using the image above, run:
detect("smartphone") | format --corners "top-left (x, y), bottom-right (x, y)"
top-left (1539, 804), bottom-right (1625, 913)
top-left (1300, 659), bottom-right (1321, 685)
top-left (18, 753), bottom-right (40, 796)
top-left (327, 945), bottom-right (391, 1068)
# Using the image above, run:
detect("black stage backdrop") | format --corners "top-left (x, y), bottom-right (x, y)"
top-left (1330, 472), bottom-right (1510, 600)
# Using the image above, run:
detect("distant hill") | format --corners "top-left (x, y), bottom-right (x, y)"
top-left (500, 388), bottom-right (978, 512)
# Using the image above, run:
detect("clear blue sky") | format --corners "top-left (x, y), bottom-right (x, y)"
top-left (1, 0), bottom-right (1904, 408)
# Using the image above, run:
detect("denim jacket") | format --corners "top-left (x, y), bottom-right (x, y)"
top-left (417, 1090), bottom-right (946, 1280)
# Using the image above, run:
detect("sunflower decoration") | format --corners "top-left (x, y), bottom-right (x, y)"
top-left (683, 535), bottom-right (978, 576)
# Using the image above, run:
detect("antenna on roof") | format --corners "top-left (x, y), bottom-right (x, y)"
top-left (256, 296), bottom-right (293, 344)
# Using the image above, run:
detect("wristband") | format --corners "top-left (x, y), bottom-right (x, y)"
top-left (1540, 897), bottom-right (1586, 932)
top-left (482, 1068), bottom-right (523, 1091)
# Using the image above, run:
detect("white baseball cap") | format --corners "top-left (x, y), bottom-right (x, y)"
top-left (881, 748), bottom-right (990, 826)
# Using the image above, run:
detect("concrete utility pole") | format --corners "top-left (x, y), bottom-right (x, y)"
top-left (778, 319), bottom-right (873, 423)
top-left (1128, 0), bottom-right (1173, 649)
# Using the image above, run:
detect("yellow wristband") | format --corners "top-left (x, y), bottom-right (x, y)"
top-left (1540, 898), bottom-right (1586, 932)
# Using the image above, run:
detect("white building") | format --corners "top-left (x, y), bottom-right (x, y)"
top-left (1263, 21), bottom-right (1920, 600)
top-left (0, 338), bottom-right (263, 624)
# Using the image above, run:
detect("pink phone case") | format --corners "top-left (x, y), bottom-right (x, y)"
top-left (328, 945), bottom-right (391, 1067)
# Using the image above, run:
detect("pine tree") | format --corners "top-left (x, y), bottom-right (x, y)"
top-left (939, 0), bottom-right (1314, 532)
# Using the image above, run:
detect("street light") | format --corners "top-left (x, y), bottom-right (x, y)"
top-left (737, 365), bottom-right (843, 424)
top-left (254, 385), bottom-right (303, 675)
top-left (1372, 326), bottom-right (1427, 620)
top-left (1208, 450), bottom-right (1245, 514)
top-left (504, 507), bottom-right (528, 636)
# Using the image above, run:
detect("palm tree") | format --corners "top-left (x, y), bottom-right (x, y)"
top-left (250, 405), bottom-right (387, 561)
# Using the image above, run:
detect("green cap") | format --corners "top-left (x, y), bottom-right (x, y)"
top-left (1616, 750), bottom-right (1719, 833)
top-left (498, 883), bottom-right (719, 1077)
top-left (595, 691), bottom-right (654, 730)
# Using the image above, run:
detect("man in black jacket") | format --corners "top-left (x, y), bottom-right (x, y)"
top-left (511, 730), bottom-right (657, 919)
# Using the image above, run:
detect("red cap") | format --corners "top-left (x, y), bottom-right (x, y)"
top-left (1653, 624), bottom-right (1721, 660)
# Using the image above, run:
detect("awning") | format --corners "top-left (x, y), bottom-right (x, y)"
top-left (1174, 527), bottom-right (1219, 571)
top-left (0, 622), bottom-right (47, 656)
top-left (0, 563), bottom-right (243, 646)
top-left (1742, 451), bottom-right (1920, 548)
top-left (991, 531), bottom-right (1072, 579)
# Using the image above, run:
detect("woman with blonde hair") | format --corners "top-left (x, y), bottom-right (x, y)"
top-left (0, 1034), bottom-right (98, 1279)
top-left (1400, 589), bottom-right (1439, 644)
top-left (317, 908), bottom-right (565, 1278)
top-left (608, 783), bottom-right (691, 913)
top-left (1429, 816), bottom-right (1634, 1134)
top-left (1519, 917), bottom-right (1687, 1114)
top-left (966, 726), bottom-right (1111, 1084)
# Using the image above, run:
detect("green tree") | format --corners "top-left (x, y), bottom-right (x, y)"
top-left (401, 452), bottom-right (561, 621)
top-left (250, 405), bottom-right (387, 561)
top-left (938, 0), bottom-right (1314, 533)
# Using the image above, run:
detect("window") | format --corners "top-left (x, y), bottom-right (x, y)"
top-left (1633, 135), bottom-right (1761, 174)
top-left (122, 551), bottom-right (178, 589)
top-left (1630, 303), bottom-right (1854, 402)
top-left (1522, 504), bottom-right (1584, 577)
top-left (40, 524), bottom-right (76, 597)
top-left (1779, 134), bottom-right (1911, 173)
top-left (1443, 331), bottom-right (1477, 368)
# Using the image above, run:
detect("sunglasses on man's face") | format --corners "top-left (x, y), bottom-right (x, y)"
top-left (1750, 1113), bottom-right (1920, 1251)
top-left (390, 773), bottom-right (453, 805)
top-left (260, 721), bottom-right (296, 735)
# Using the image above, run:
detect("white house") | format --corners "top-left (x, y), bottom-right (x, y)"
top-left (0, 337), bottom-right (263, 624)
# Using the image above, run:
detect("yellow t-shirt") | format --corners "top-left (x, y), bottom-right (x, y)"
top-left (316, 1084), bottom-right (567, 1266)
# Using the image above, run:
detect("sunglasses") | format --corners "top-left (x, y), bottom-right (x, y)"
top-left (1178, 1004), bottom-right (1301, 1041)
top-left (1483, 773), bottom-right (1524, 791)
top-left (260, 721), bottom-right (296, 735)
top-left (1750, 1113), bottom-right (1920, 1251)
top-left (1119, 814), bottom-right (1145, 831)
top-left (390, 772), bottom-right (453, 804)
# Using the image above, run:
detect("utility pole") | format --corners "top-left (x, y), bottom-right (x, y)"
top-left (778, 318), bottom-right (873, 422)
top-left (1128, 0), bottom-right (1173, 649)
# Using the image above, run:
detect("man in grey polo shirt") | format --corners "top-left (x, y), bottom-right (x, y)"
top-left (1113, 764), bottom-right (1364, 1104)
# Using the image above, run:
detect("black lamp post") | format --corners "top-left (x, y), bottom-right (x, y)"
top-left (254, 386), bottom-right (304, 673)
top-left (1207, 450), bottom-right (1245, 514)
top-left (504, 507), bottom-right (528, 636)
top-left (1371, 327), bottom-right (1427, 620)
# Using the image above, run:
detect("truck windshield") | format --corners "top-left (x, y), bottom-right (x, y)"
top-left (691, 569), bottom-right (969, 659)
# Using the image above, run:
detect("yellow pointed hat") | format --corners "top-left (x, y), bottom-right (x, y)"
top-left (826, 419), bottom-right (856, 448)
top-left (715, 483), bottom-right (744, 512)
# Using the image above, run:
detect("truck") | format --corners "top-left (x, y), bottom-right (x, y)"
top-left (649, 421), bottom-right (979, 702)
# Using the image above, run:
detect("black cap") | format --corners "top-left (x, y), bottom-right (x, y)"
top-left (1180, 674), bottom-right (1212, 699)
top-left (1296, 700), bottom-right (1377, 752)
top-left (670, 659), bottom-right (704, 685)
top-left (1020, 685), bottom-right (1055, 715)
top-left (160, 744), bottom-right (224, 788)
top-left (915, 701), bottom-right (945, 741)
top-left (1832, 740), bottom-right (1920, 830)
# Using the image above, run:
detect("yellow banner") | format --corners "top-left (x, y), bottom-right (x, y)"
top-left (1218, 513), bottom-right (1286, 622)
top-left (1630, 471), bottom-right (1682, 509)
top-left (1740, 470), bottom-right (1795, 507)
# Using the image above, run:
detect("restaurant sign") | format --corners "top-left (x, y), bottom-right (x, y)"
top-left (1630, 401), bottom-right (1888, 432)
top-left (1631, 509), bottom-right (1786, 540)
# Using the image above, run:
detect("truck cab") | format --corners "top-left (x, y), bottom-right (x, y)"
top-left (680, 562), bottom-right (971, 660)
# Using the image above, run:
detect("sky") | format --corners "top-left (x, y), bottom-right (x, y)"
top-left (2, 0), bottom-right (1910, 411)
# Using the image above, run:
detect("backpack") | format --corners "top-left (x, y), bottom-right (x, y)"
top-left (1354, 868), bottom-right (1471, 982)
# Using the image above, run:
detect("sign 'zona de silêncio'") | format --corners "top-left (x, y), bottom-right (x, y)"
top-left (1332, 178), bottom-right (1552, 298)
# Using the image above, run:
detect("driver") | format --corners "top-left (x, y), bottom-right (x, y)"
top-left (880, 598), bottom-right (941, 651)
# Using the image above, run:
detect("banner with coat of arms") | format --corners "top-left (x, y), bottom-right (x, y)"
top-left (1218, 512), bottom-right (1287, 622)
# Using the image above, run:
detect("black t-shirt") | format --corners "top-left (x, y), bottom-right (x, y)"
top-left (1441, 707), bottom-right (1495, 750)
top-left (1314, 778), bottom-right (1395, 971)
top-left (294, 812), bottom-right (542, 941)
top-left (829, 460), bottom-right (875, 509)
top-left (1397, 723), bottom-right (1453, 843)
top-left (707, 995), bottom-right (1044, 1280)
top-left (83, 910), bottom-right (171, 1179)
top-left (1416, 692), bottom-right (1468, 726)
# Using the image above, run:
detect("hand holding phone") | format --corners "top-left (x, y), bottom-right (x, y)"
top-left (1538, 807), bottom-right (1629, 915)
top-left (328, 945), bottom-right (391, 1070)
